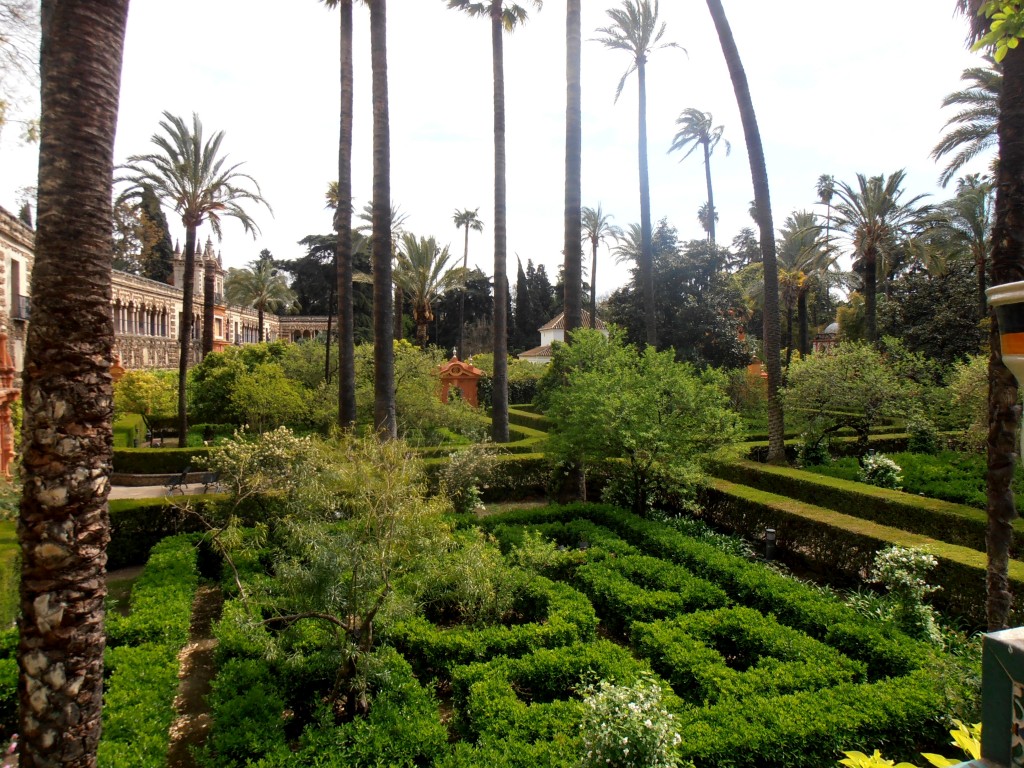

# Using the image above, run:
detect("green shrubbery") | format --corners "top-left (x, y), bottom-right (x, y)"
top-left (99, 534), bottom-right (200, 768)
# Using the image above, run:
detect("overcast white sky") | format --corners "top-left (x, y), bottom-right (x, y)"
top-left (0, 1), bottom-right (988, 298)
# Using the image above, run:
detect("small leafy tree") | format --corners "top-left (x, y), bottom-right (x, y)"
top-left (544, 329), bottom-right (741, 514)
top-left (782, 342), bottom-right (912, 455)
top-left (113, 369), bottom-right (177, 419)
top-left (229, 362), bottom-right (309, 433)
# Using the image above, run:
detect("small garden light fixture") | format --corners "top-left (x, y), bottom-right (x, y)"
top-left (765, 527), bottom-right (777, 561)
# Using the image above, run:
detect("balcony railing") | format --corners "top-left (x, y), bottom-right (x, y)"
top-left (11, 295), bottom-right (29, 320)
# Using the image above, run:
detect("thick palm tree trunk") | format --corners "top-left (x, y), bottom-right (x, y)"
top-left (798, 290), bottom-right (809, 356)
top-left (458, 223), bottom-right (469, 358)
top-left (986, 43), bottom-right (1024, 631)
top-left (977, 247), bottom-right (988, 320)
top-left (202, 259), bottom-right (215, 356)
top-left (490, 0), bottom-right (509, 443)
top-left (703, 139), bottom-right (717, 245)
top-left (257, 306), bottom-right (265, 342)
top-left (177, 224), bottom-right (198, 442)
top-left (20, 2), bottom-right (128, 766)
top-left (862, 256), bottom-right (878, 343)
top-left (637, 58), bottom-right (657, 348)
top-left (336, 0), bottom-right (357, 429)
top-left (370, 0), bottom-right (396, 438)
top-left (563, 0), bottom-right (583, 337)
top-left (705, 0), bottom-right (785, 464)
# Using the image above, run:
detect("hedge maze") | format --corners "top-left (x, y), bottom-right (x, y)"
top-left (158, 501), bottom-right (970, 767)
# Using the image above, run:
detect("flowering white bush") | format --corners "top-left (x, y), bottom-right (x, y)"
top-left (857, 453), bottom-right (903, 490)
top-left (579, 676), bottom-right (684, 768)
top-left (869, 545), bottom-right (942, 643)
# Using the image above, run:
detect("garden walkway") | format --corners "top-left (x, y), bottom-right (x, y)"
top-left (166, 584), bottom-right (223, 768)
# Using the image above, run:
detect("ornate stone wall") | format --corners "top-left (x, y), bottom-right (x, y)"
top-left (0, 205), bottom-right (332, 374)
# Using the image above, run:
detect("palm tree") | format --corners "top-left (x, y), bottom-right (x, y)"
top-left (816, 173), bottom-right (835, 247)
top-left (225, 252), bottom-right (297, 341)
top-left (369, 0), bottom-right (395, 437)
top-left (446, 0), bottom-right (542, 443)
top-left (955, 0), bottom-right (1024, 629)
top-left (931, 58), bottom-right (1000, 187)
top-left (452, 207), bottom-right (484, 357)
top-left (394, 234), bottom-right (470, 346)
top-left (830, 170), bottom-right (933, 343)
top-left (594, 0), bottom-right (679, 347)
top-left (697, 202), bottom-right (718, 240)
top-left (357, 201), bottom-right (408, 341)
top-left (669, 107), bottom-right (729, 245)
top-left (19, 2), bottom-right (128, 765)
top-left (704, 0), bottom-right (784, 464)
top-left (776, 210), bottom-right (830, 361)
top-left (933, 174), bottom-right (994, 318)
top-left (564, 0), bottom-right (583, 338)
top-left (322, 0), bottom-right (357, 429)
top-left (119, 112), bottom-right (270, 442)
top-left (581, 204), bottom-right (622, 328)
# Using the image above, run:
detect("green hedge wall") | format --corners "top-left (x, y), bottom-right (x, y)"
top-left (387, 575), bottom-right (597, 678)
top-left (107, 497), bottom-right (213, 570)
top-left (99, 534), bottom-right (200, 768)
top-left (701, 478), bottom-right (1024, 629)
top-left (112, 413), bottom-right (146, 448)
top-left (710, 457), bottom-right (1024, 560)
top-left (113, 446), bottom-right (213, 475)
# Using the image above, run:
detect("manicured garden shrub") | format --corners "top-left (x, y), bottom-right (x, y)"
top-left (451, 640), bottom-right (660, 741)
top-left (710, 457), bottom-right (1024, 558)
top-left (700, 477), bottom-right (1024, 629)
top-left (674, 669), bottom-right (948, 768)
top-left (858, 454), bottom-right (903, 490)
top-left (112, 412), bottom-right (146, 448)
top-left (200, 646), bottom-right (446, 768)
top-left (107, 496), bottom-right (215, 570)
top-left (112, 446), bottom-right (213, 475)
top-left (573, 555), bottom-right (729, 634)
top-left (98, 534), bottom-right (200, 768)
top-left (105, 534), bottom-right (200, 649)
top-left (388, 575), bottom-right (598, 678)
top-left (632, 608), bottom-right (865, 705)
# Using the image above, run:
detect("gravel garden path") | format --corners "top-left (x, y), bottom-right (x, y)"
top-left (166, 584), bottom-right (223, 768)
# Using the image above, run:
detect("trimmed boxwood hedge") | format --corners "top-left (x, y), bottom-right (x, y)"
top-left (113, 446), bottom-right (213, 474)
top-left (481, 504), bottom-right (933, 679)
top-left (710, 457), bottom-right (1024, 560)
top-left (388, 575), bottom-right (598, 678)
top-left (108, 496), bottom-right (213, 570)
top-left (99, 534), bottom-right (200, 768)
top-left (112, 413), bottom-right (146, 448)
top-left (701, 478), bottom-right (1024, 629)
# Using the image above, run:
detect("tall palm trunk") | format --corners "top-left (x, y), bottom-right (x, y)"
top-left (977, 246), bottom-right (987, 320)
top-left (986, 41), bottom-right (1024, 631)
top-left (563, 0), bottom-right (583, 337)
top-left (20, 2), bottom-right (128, 766)
top-left (458, 222), bottom-right (470, 358)
top-left (257, 306), bottom-right (265, 342)
top-left (336, 0), bottom-right (357, 429)
top-left (371, 0), bottom-right (396, 438)
top-left (637, 55), bottom-right (656, 347)
top-left (590, 235), bottom-right (599, 329)
top-left (862, 253), bottom-right (878, 343)
top-left (798, 289), bottom-right (809, 356)
top-left (703, 138), bottom-right (717, 245)
top-left (177, 223), bottom-right (198, 441)
top-left (705, 0), bottom-right (784, 463)
top-left (490, 0), bottom-right (509, 443)
top-left (202, 259), bottom-right (215, 355)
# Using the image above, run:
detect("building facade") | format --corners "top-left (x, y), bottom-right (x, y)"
top-left (0, 206), bottom-right (330, 374)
